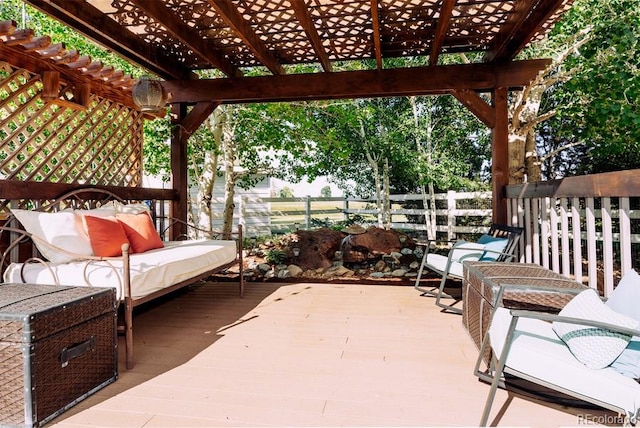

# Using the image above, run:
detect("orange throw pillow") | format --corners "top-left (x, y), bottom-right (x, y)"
top-left (116, 212), bottom-right (164, 254)
top-left (83, 215), bottom-right (130, 257)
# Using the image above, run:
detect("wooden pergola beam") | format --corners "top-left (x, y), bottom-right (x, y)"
top-left (163, 59), bottom-right (550, 104)
top-left (486, 0), bottom-right (568, 62)
top-left (0, 41), bottom-right (135, 108)
top-left (171, 103), bottom-right (189, 240)
top-left (207, 0), bottom-right (285, 75)
top-left (181, 102), bottom-right (221, 137)
top-left (451, 89), bottom-right (495, 128)
top-left (370, 0), bottom-right (383, 70)
top-left (429, 0), bottom-right (456, 66)
top-left (131, 0), bottom-right (242, 78)
top-left (291, 0), bottom-right (332, 72)
top-left (25, 0), bottom-right (191, 80)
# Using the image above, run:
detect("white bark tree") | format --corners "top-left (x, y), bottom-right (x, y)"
top-left (409, 96), bottom-right (437, 240)
top-left (508, 28), bottom-right (592, 183)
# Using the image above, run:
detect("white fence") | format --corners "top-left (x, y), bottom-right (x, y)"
top-left (215, 191), bottom-right (494, 238)
top-left (506, 169), bottom-right (640, 297)
top-left (204, 169), bottom-right (640, 295)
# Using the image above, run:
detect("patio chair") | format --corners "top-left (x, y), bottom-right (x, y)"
top-left (414, 223), bottom-right (523, 314)
top-left (477, 307), bottom-right (640, 426)
top-left (476, 271), bottom-right (640, 426)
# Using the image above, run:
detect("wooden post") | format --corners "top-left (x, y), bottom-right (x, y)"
top-left (41, 70), bottom-right (59, 100)
top-left (491, 87), bottom-right (509, 224)
top-left (170, 103), bottom-right (189, 239)
top-left (73, 83), bottom-right (91, 107)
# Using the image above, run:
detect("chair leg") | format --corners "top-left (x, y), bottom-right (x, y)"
top-left (414, 249), bottom-right (439, 296)
top-left (435, 275), bottom-right (462, 314)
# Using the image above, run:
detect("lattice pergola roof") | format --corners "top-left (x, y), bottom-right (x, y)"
top-left (25, 0), bottom-right (573, 84)
top-left (0, 19), bottom-right (137, 109)
top-left (7, 0), bottom-right (576, 225)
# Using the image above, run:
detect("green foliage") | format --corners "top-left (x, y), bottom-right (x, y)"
top-left (278, 186), bottom-right (294, 198)
top-left (320, 186), bottom-right (332, 198)
top-left (526, 0), bottom-right (640, 175)
top-left (142, 118), bottom-right (172, 181)
top-left (265, 248), bottom-right (287, 265)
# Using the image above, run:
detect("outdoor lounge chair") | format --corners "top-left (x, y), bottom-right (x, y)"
top-left (477, 307), bottom-right (640, 426)
top-left (476, 270), bottom-right (640, 426)
top-left (414, 223), bottom-right (523, 314)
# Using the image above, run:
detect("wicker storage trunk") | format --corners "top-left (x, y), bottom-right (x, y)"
top-left (462, 262), bottom-right (587, 356)
top-left (0, 284), bottom-right (117, 428)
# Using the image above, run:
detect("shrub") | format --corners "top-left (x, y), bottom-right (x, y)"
top-left (265, 248), bottom-right (287, 265)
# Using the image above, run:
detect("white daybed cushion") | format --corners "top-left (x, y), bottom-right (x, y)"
top-left (490, 307), bottom-right (640, 419)
top-left (3, 239), bottom-right (237, 300)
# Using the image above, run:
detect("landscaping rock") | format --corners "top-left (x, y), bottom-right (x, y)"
top-left (240, 226), bottom-right (424, 283)
top-left (391, 268), bottom-right (408, 277)
top-left (287, 264), bottom-right (303, 277)
top-left (289, 228), bottom-right (345, 270)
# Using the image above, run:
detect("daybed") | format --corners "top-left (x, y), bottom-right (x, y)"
top-left (0, 188), bottom-right (244, 369)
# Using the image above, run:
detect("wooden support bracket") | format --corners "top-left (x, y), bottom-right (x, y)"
top-left (41, 70), bottom-right (90, 110)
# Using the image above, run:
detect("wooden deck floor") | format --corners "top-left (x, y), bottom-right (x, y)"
top-left (49, 280), bottom-right (616, 427)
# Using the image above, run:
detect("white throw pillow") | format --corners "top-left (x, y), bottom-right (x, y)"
top-left (11, 209), bottom-right (94, 263)
top-left (552, 288), bottom-right (638, 369)
top-left (606, 269), bottom-right (640, 379)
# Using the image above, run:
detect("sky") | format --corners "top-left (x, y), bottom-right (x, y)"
top-left (272, 177), bottom-right (343, 197)
top-left (143, 174), bottom-right (345, 197)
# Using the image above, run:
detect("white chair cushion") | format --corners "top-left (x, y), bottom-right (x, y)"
top-left (490, 307), bottom-right (640, 420)
top-left (606, 269), bottom-right (640, 379)
top-left (426, 253), bottom-right (463, 278)
top-left (425, 242), bottom-right (486, 279)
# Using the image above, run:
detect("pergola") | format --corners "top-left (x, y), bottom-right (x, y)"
top-left (14, 0), bottom-right (574, 226)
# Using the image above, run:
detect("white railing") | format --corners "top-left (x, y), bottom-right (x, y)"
top-left (506, 169), bottom-right (640, 296)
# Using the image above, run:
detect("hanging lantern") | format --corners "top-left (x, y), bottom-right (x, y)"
top-left (131, 76), bottom-right (166, 112)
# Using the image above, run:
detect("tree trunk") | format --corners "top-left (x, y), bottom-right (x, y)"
top-left (508, 84), bottom-right (545, 183)
top-left (366, 148), bottom-right (383, 228)
top-left (506, 28), bottom-right (592, 184)
top-left (359, 119), bottom-right (384, 228)
top-left (191, 108), bottom-right (224, 234)
top-left (383, 157), bottom-right (391, 230)
top-left (410, 96), bottom-right (437, 240)
top-left (221, 129), bottom-right (236, 239)
top-left (524, 130), bottom-right (542, 182)
top-left (428, 182), bottom-right (437, 239)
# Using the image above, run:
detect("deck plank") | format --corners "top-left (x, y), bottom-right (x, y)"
top-left (49, 281), bottom-right (616, 427)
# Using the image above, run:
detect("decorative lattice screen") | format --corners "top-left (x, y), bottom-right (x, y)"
top-left (0, 61), bottom-right (143, 187)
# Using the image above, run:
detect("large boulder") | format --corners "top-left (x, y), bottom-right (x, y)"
top-left (341, 226), bottom-right (414, 263)
top-left (289, 228), bottom-right (345, 270)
